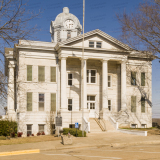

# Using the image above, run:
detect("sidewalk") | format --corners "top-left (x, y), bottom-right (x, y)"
top-left (0, 132), bottom-right (160, 153)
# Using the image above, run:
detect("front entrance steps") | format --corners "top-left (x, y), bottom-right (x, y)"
top-left (89, 118), bottom-right (118, 133)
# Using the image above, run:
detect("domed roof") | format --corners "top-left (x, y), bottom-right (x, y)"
top-left (53, 7), bottom-right (82, 29)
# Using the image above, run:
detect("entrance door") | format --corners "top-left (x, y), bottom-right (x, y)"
top-left (87, 95), bottom-right (96, 118)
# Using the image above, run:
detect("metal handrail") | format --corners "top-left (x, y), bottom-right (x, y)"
top-left (94, 111), bottom-right (106, 131)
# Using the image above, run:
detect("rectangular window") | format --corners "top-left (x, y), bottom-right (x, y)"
top-left (27, 65), bottom-right (32, 81)
top-left (131, 72), bottom-right (136, 85)
top-left (87, 96), bottom-right (95, 109)
top-left (89, 41), bottom-right (94, 48)
top-left (67, 31), bottom-right (71, 39)
top-left (96, 42), bottom-right (102, 48)
top-left (87, 70), bottom-right (96, 83)
top-left (50, 67), bottom-right (56, 82)
top-left (39, 125), bottom-right (44, 133)
top-left (38, 66), bottom-right (45, 82)
top-left (131, 96), bottom-right (136, 112)
top-left (27, 125), bottom-right (32, 135)
top-left (141, 72), bottom-right (145, 86)
top-left (141, 97), bottom-right (145, 113)
top-left (108, 100), bottom-right (111, 111)
top-left (108, 75), bottom-right (111, 87)
top-left (51, 93), bottom-right (56, 112)
top-left (68, 99), bottom-right (72, 111)
top-left (39, 93), bottom-right (44, 111)
top-left (27, 92), bottom-right (32, 111)
top-left (68, 73), bottom-right (73, 86)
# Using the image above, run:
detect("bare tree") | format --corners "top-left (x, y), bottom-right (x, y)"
top-left (117, 0), bottom-right (160, 58)
top-left (0, 0), bottom-right (40, 111)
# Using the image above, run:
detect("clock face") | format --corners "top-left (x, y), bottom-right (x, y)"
top-left (64, 19), bottom-right (74, 29)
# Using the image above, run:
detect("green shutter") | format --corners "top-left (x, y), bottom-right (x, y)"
top-left (51, 93), bottom-right (56, 111)
top-left (27, 92), bottom-right (32, 111)
top-left (141, 97), bottom-right (145, 113)
top-left (131, 72), bottom-right (136, 85)
top-left (141, 72), bottom-right (145, 86)
top-left (27, 65), bottom-right (32, 81)
top-left (51, 67), bottom-right (56, 82)
top-left (38, 66), bottom-right (45, 82)
top-left (131, 96), bottom-right (136, 112)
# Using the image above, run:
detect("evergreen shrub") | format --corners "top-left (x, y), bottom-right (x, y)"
top-left (0, 120), bottom-right (17, 137)
top-left (63, 128), bottom-right (86, 137)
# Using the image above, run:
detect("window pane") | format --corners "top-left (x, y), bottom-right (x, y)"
top-left (39, 94), bottom-right (44, 102)
top-left (91, 77), bottom-right (95, 83)
top-left (141, 72), bottom-right (145, 86)
top-left (89, 41), bottom-right (94, 47)
top-left (131, 72), bottom-right (136, 85)
top-left (131, 96), bottom-right (136, 112)
top-left (27, 92), bottom-right (32, 111)
top-left (108, 76), bottom-right (110, 81)
top-left (68, 74), bottom-right (72, 79)
top-left (141, 97), bottom-right (145, 113)
top-left (27, 125), bottom-right (32, 130)
top-left (68, 105), bottom-right (72, 111)
top-left (108, 82), bottom-right (111, 87)
top-left (51, 67), bottom-right (56, 82)
top-left (87, 70), bottom-right (89, 76)
top-left (108, 100), bottom-right (111, 105)
top-left (91, 70), bottom-right (96, 76)
top-left (87, 103), bottom-right (89, 109)
top-left (67, 31), bottom-right (71, 39)
top-left (90, 96), bottom-right (95, 101)
top-left (27, 65), bottom-right (32, 81)
top-left (92, 103), bottom-right (95, 109)
top-left (68, 80), bottom-right (72, 85)
top-left (51, 93), bottom-right (56, 111)
top-left (96, 42), bottom-right (102, 48)
top-left (90, 103), bottom-right (93, 109)
top-left (68, 99), bottom-right (72, 104)
top-left (39, 103), bottom-right (44, 111)
top-left (38, 66), bottom-right (45, 82)
top-left (39, 125), bottom-right (44, 132)
top-left (87, 96), bottom-right (89, 100)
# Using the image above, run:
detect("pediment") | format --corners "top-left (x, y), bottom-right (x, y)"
top-left (57, 29), bottom-right (132, 51)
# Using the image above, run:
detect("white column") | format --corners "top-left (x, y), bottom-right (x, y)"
top-left (121, 60), bottom-right (127, 110)
top-left (81, 58), bottom-right (87, 110)
top-left (61, 57), bottom-right (67, 110)
top-left (102, 60), bottom-right (108, 109)
top-left (7, 61), bottom-right (16, 119)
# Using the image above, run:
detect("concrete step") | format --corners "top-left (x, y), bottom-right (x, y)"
top-left (89, 118), bottom-right (102, 133)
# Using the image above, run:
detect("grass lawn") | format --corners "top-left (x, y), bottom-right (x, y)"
top-left (0, 135), bottom-right (61, 146)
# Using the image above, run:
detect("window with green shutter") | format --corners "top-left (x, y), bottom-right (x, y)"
top-left (131, 96), bottom-right (136, 112)
top-left (38, 66), bottom-right (45, 82)
top-left (51, 93), bottom-right (56, 111)
top-left (141, 72), bottom-right (145, 86)
top-left (131, 72), bottom-right (136, 85)
top-left (141, 97), bottom-right (145, 113)
top-left (27, 65), bottom-right (32, 81)
top-left (50, 67), bottom-right (56, 82)
top-left (27, 92), bottom-right (32, 111)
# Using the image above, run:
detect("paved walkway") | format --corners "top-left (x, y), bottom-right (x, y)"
top-left (0, 132), bottom-right (160, 153)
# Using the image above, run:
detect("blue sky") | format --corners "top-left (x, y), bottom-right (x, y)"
top-left (1, 0), bottom-right (160, 118)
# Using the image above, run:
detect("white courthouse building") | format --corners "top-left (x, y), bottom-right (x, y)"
top-left (5, 7), bottom-right (154, 135)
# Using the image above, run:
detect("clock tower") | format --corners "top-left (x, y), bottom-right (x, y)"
top-left (50, 7), bottom-right (82, 42)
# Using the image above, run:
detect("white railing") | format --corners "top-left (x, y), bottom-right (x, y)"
top-left (82, 117), bottom-right (90, 133)
top-left (109, 116), bottom-right (119, 130)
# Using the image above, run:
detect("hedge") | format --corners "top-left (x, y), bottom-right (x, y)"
top-left (0, 120), bottom-right (17, 137)
top-left (63, 128), bottom-right (86, 137)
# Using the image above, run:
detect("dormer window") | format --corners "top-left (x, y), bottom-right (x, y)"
top-left (89, 41), bottom-right (102, 48)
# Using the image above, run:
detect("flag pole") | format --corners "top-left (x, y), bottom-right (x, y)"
top-left (82, 0), bottom-right (85, 137)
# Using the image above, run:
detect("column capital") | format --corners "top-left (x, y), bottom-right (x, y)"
top-left (8, 61), bottom-right (16, 68)
top-left (101, 58), bottom-right (110, 62)
top-left (79, 57), bottom-right (88, 61)
top-left (60, 56), bottom-right (67, 60)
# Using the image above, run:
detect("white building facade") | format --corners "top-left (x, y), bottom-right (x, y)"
top-left (5, 7), bottom-right (153, 135)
